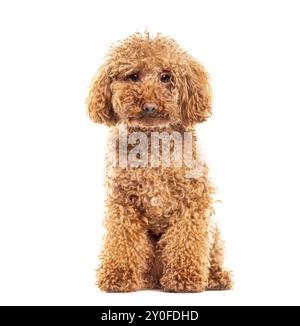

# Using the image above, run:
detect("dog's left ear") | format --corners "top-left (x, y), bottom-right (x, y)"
top-left (87, 65), bottom-right (117, 126)
top-left (178, 56), bottom-right (212, 126)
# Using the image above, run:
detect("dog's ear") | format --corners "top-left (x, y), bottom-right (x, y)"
top-left (87, 65), bottom-right (117, 126)
top-left (178, 57), bottom-right (212, 126)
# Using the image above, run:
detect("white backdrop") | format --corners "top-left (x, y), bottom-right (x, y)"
top-left (0, 0), bottom-right (300, 306)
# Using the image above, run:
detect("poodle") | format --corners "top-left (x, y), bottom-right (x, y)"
top-left (87, 32), bottom-right (232, 292)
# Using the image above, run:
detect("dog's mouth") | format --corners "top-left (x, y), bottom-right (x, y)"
top-left (117, 104), bottom-right (181, 128)
top-left (127, 114), bottom-right (172, 127)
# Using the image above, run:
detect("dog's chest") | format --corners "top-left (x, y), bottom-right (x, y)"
top-left (110, 168), bottom-right (193, 234)
top-left (139, 177), bottom-right (176, 233)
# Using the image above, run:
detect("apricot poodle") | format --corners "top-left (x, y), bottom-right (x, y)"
top-left (87, 32), bottom-right (232, 292)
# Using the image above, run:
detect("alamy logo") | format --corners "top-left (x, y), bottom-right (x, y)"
top-left (110, 125), bottom-right (205, 178)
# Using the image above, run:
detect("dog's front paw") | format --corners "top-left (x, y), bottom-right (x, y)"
top-left (96, 266), bottom-right (144, 292)
top-left (160, 271), bottom-right (208, 292)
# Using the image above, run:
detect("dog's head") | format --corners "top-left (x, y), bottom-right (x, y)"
top-left (87, 33), bottom-right (212, 128)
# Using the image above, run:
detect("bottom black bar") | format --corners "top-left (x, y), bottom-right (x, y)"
top-left (0, 306), bottom-right (296, 323)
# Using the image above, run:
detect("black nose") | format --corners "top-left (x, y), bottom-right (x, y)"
top-left (142, 102), bottom-right (158, 115)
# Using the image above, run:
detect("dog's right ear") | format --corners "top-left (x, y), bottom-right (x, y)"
top-left (87, 65), bottom-right (117, 126)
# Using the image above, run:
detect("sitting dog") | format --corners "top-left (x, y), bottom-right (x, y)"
top-left (87, 32), bottom-right (232, 292)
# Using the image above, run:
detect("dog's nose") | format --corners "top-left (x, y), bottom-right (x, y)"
top-left (142, 102), bottom-right (158, 115)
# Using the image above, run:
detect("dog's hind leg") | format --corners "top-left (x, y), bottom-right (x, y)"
top-left (206, 225), bottom-right (233, 290)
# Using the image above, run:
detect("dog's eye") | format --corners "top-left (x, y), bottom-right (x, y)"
top-left (160, 73), bottom-right (171, 83)
top-left (128, 73), bottom-right (139, 82)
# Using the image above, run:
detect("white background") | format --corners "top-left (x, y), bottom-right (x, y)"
top-left (0, 0), bottom-right (300, 306)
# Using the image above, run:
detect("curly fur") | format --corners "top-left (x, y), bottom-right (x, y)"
top-left (87, 32), bottom-right (232, 292)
